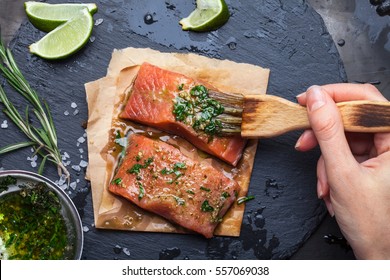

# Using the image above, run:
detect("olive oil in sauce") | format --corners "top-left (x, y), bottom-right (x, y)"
top-left (0, 178), bottom-right (72, 260)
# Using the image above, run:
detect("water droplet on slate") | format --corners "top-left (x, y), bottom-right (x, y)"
top-left (144, 13), bottom-right (157, 25)
top-left (337, 39), bottom-right (345, 47)
top-left (159, 247), bottom-right (181, 259)
top-left (113, 245), bottom-right (122, 254)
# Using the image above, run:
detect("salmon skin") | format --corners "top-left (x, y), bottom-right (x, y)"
top-left (120, 62), bottom-right (246, 166)
top-left (109, 134), bottom-right (240, 238)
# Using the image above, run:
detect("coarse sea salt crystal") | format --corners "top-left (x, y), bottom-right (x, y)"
top-left (64, 110), bottom-right (70, 116)
top-left (73, 109), bottom-right (79, 116)
top-left (79, 148), bottom-right (84, 154)
top-left (71, 102), bottom-right (78, 109)
top-left (69, 181), bottom-right (77, 190)
top-left (77, 137), bottom-right (85, 143)
top-left (72, 165), bottom-right (81, 172)
top-left (123, 248), bottom-right (131, 256)
top-left (1, 120), bottom-right (8, 129)
top-left (79, 160), bottom-right (88, 168)
top-left (83, 226), bottom-right (90, 233)
top-left (56, 174), bottom-right (68, 190)
top-left (95, 18), bottom-right (104, 26)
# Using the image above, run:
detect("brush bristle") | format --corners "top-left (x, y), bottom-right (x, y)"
top-left (208, 90), bottom-right (244, 134)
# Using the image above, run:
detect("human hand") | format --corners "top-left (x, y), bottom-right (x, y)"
top-left (295, 84), bottom-right (390, 259)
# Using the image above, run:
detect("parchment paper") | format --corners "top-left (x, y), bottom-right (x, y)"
top-left (85, 47), bottom-right (270, 236)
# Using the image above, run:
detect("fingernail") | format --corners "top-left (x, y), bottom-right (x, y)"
top-left (324, 199), bottom-right (335, 217)
top-left (317, 180), bottom-right (324, 199)
top-left (295, 134), bottom-right (303, 150)
top-left (307, 86), bottom-right (326, 112)
top-left (296, 92), bottom-right (305, 100)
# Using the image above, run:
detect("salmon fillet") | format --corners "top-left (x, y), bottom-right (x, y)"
top-left (108, 134), bottom-right (240, 238)
top-left (120, 62), bottom-right (246, 166)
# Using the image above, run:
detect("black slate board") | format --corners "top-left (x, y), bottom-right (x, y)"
top-left (0, 0), bottom-right (347, 259)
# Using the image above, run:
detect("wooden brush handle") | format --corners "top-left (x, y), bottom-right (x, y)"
top-left (241, 95), bottom-right (390, 138)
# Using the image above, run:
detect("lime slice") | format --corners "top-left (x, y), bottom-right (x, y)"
top-left (179, 0), bottom-right (230, 32)
top-left (29, 9), bottom-right (93, 60)
top-left (25, 1), bottom-right (97, 32)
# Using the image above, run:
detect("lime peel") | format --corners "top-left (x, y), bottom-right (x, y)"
top-left (29, 8), bottom-right (93, 60)
top-left (25, 1), bottom-right (98, 33)
top-left (180, 0), bottom-right (230, 32)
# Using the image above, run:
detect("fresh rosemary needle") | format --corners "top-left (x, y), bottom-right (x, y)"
top-left (0, 38), bottom-right (69, 181)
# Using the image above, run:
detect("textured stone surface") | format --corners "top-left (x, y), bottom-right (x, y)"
top-left (0, 0), bottom-right (347, 259)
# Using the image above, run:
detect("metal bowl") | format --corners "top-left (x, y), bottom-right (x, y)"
top-left (0, 170), bottom-right (83, 259)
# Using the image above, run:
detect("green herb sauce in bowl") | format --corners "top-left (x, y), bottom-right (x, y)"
top-left (0, 170), bottom-right (83, 260)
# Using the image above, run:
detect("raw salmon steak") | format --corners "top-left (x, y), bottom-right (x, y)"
top-left (109, 134), bottom-right (240, 238)
top-left (120, 62), bottom-right (246, 166)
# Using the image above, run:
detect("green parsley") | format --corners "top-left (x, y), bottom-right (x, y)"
top-left (237, 195), bottom-right (255, 205)
top-left (201, 200), bottom-right (214, 212)
top-left (0, 175), bottom-right (17, 194)
top-left (173, 85), bottom-right (224, 136)
top-left (112, 177), bottom-right (122, 186)
top-left (138, 183), bottom-right (145, 200)
top-left (127, 157), bottom-right (154, 175)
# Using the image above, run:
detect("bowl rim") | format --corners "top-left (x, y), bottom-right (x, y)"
top-left (0, 169), bottom-right (84, 260)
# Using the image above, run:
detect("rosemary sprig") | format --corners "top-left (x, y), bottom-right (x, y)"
top-left (0, 38), bottom-right (69, 181)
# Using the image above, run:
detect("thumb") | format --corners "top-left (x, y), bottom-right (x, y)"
top-left (306, 86), bottom-right (357, 172)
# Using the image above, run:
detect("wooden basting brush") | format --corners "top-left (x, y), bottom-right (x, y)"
top-left (208, 91), bottom-right (390, 138)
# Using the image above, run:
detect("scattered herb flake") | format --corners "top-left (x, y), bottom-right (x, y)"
top-left (138, 184), bottom-right (145, 200)
top-left (128, 163), bottom-right (143, 175)
top-left (112, 178), bottom-right (122, 185)
top-left (127, 157), bottom-right (154, 175)
top-left (221, 192), bottom-right (230, 198)
top-left (237, 195), bottom-right (255, 205)
top-left (201, 200), bottom-right (214, 212)
top-left (200, 186), bottom-right (211, 192)
top-left (174, 196), bottom-right (185, 206)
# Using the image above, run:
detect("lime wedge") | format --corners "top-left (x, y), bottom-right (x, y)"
top-left (179, 0), bottom-right (230, 32)
top-left (29, 9), bottom-right (93, 60)
top-left (25, 1), bottom-right (97, 32)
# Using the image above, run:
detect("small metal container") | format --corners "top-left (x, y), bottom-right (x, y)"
top-left (0, 170), bottom-right (83, 259)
